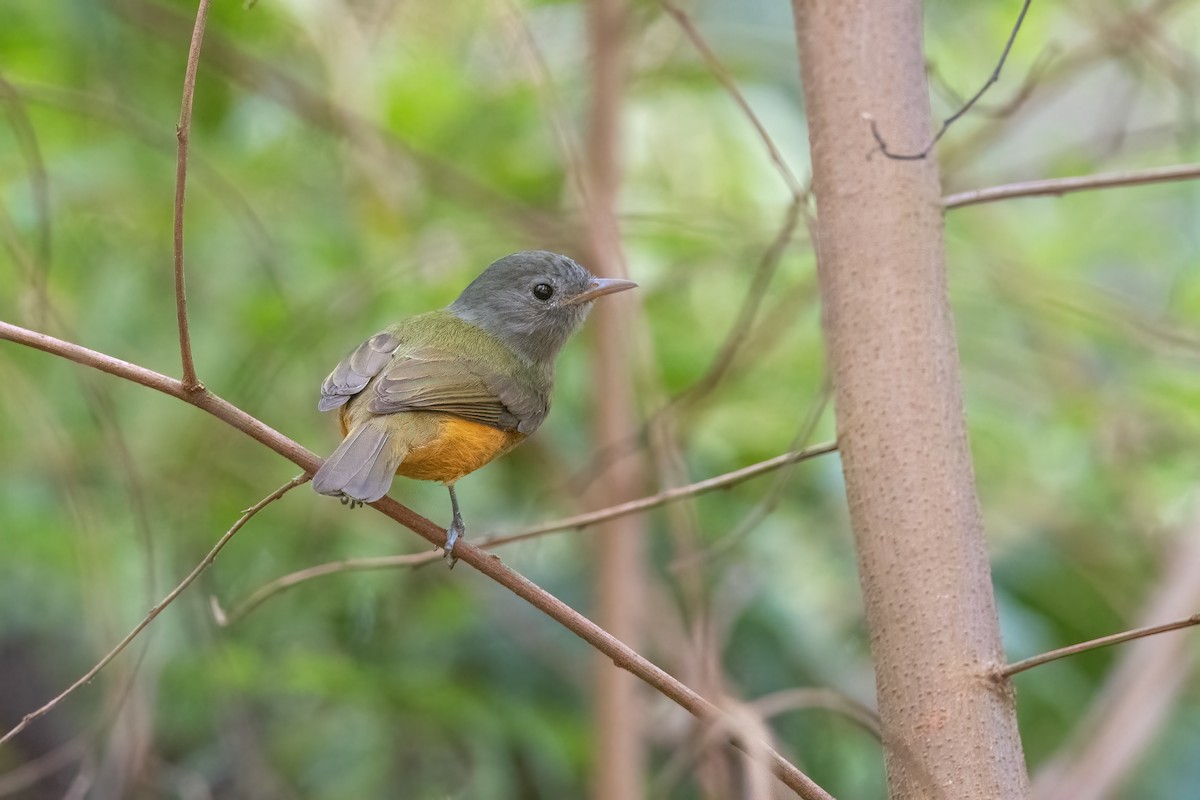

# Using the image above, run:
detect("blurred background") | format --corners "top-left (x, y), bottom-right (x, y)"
top-left (1, 0), bottom-right (1199, 797)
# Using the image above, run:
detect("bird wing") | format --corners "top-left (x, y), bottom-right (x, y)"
top-left (369, 344), bottom-right (548, 433)
top-left (317, 330), bottom-right (402, 412)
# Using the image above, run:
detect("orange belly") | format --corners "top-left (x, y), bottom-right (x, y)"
top-left (397, 416), bottom-right (524, 484)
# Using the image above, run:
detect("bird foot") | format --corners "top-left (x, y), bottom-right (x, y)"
top-left (444, 519), bottom-right (465, 569)
top-left (338, 495), bottom-right (364, 509)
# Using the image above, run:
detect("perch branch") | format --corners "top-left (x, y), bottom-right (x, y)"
top-left (0, 319), bottom-right (830, 799)
top-left (943, 162), bottom-right (1200, 209)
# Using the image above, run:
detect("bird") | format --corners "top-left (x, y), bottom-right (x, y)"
top-left (312, 250), bottom-right (636, 565)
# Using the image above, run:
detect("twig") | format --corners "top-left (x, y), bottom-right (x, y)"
top-left (942, 162), bottom-right (1200, 209)
top-left (0, 320), bottom-right (830, 799)
top-left (670, 381), bottom-right (830, 570)
top-left (117, 0), bottom-right (564, 247)
top-left (212, 553), bottom-right (434, 626)
top-left (0, 476), bottom-right (306, 747)
top-left (11, 80), bottom-right (288, 299)
top-left (1000, 612), bottom-right (1200, 678)
top-left (216, 440), bottom-right (839, 624)
top-left (501, 440), bottom-right (837, 543)
top-left (870, 0), bottom-right (1033, 160)
top-left (661, 0), bottom-right (805, 200)
top-left (173, 0), bottom-right (213, 391)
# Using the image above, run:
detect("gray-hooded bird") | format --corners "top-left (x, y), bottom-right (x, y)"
top-left (312, 250), bottom-right (636, 563)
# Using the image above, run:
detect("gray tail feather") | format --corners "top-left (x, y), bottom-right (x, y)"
top-left (312, 423), bottom-right (408, 503)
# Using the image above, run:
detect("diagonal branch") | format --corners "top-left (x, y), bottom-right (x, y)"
top-left (0, 320), bottom-right (831, 799)
top-left (999, 612), bottom-right (1200, 678)
top-left (942, 162), bottom-right (1200, 209)
top-left (869, 0), bottom-right (1033, 160)
top-left (661, 0), bottom-right (805, 200)
top-left (0, 475), bottom-right (307, 748)
top-left (173, 0), bottom-right (213, 391)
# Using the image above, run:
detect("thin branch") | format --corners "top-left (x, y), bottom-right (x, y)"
top-left (943, 162), bottom-right (1200, 209)
top-left (212, 553), bottom-right (435, 626)
top-left (869, 0), bottom-right (1033, 160)
top-left (116, 0), bottom-right (564, 247)
top-left (0, 476), bottom-right (307, 748)
top-left (0, 320), bottom-right (831, 799)
top-left (1000, 612), bottom-right (1200, 678)
top-left (670, 380), bottom-right (830, 571)
top-left (11, 80), bottom-right (288, 300)
top-left (173, 0), bottom-right (213, 391)
top-left (661, 0), bottom-right (805, 200)
top-left (500, 440), bottom-right (837, 544)
top-left (215, 440), bottom-right (839, 623)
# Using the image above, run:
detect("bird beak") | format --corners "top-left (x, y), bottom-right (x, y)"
top-left (564, 277), bottom-right (638, 306)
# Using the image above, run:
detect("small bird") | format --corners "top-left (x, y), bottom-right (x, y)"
top-left (312, 250), bottom-right (636, 564)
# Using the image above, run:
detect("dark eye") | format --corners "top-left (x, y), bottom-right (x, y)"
top-left (532, 283), bottom-right (554, 301)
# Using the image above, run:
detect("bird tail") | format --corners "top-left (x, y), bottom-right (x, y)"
top-left (312, 422), bottom-right (408, 503)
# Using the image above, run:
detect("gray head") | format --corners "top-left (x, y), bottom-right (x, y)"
top-left (449, 250), bottom-right (636, 365)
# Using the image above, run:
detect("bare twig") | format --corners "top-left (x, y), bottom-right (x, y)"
top-left (10, 80), bottom-right (287, 299)
top-left (0, 476), bottom-right (306, 748)
top-left (870, 0), bottom-right (1033, 160)
top-left (670, 381), bottom-right (830, 570)
top-left (505, 440), bottom-right (837, 543)
top-left (216, 440), bottom-right (839, 623)
top-left (661, 0), bottom-right (805, 199)
top-left (0, 320), bottom-right (830, 798)
top-left (943, 162), bottom-right (1200, 209)
top-left (115, 0), bottom-right (564, 247)
top-left (1000, 612), bottom-right (1200, 678)
top-left (173, 0), bottom-right (213, 391)
top-left (1031, 519), bottom-right (1200, 800)
top-left (212, 553), bottom-right (433, 626)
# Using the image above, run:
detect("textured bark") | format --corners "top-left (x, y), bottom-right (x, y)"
top-left (791, 1), bottom-right (1030, 797)
top-left (585, 0), bottom-right (646, 798)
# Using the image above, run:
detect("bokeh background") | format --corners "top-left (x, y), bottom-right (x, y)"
top-left (2, 0), bottom-right (1199, 797)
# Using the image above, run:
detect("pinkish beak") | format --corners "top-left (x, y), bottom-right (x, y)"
top-left (564, 277), bottom-right (638, 306)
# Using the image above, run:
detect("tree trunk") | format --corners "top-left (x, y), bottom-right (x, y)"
top-left (585, 0), bottom-right (646, 798)
top-left (791, 1), bottom-right (1030, 797)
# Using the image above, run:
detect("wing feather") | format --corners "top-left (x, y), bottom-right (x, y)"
top-left (318, 324), bottom-right (549, 434)
top-left (369, 344), bottom-right (545, 432)
top-left (318, 331), bottom-right (401, 412)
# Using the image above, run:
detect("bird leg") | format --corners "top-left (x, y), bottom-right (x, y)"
top-left (444, 484), bottom-right (465, 568)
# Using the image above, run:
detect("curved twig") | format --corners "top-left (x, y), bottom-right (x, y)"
top-left (173, 0), bottom-right (213, 391)
top-left (870, 0), bottom-right (1033, 160)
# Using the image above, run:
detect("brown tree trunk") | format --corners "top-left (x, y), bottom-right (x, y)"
top-left (585, 0), bottom-right (646, 798)
top-left (791, 1), bottom-right (1030, 797)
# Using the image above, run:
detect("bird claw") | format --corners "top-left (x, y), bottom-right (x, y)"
top-left (444, 520), bottom-right (464, 569)
top-left (338, 495), bottom-right (363, 509)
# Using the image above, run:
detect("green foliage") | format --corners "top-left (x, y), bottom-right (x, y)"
top-left (2, 1), bottom-right (1199, 798)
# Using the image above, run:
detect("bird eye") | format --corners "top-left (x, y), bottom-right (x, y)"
top-left (532, 283), bottom-right (554, 301)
